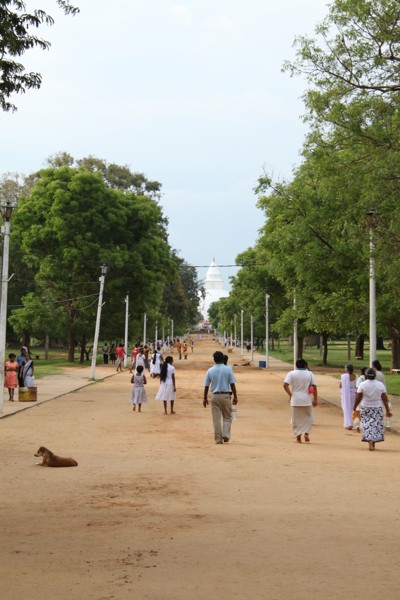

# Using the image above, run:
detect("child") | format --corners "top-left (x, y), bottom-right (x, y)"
top-left (155, 356), bottom-right (176, 415)
top-left (4, 353), bottom-right (18, 401)
top-left (130, 365), bottom-right (147, 412)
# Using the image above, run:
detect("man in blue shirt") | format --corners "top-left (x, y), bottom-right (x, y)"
top-left (203, 351), bottom-right (238, 444)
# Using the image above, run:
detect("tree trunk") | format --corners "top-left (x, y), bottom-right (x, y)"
top-left (322, 332), bottom-right (329, 365)
top-left (68, 329), bottom-right (75, 362)
top-left (377, 336), bottom-right (385, 350)
top-left (79, 335), bottom-right (86, 363)
top-left (391, 335), bottom-right (400, 370)
top-left (23, 330), bottom-right (30, 349)
top-left (297, 336), bottom-right (304, 359)
top-left (355, 334), bottom-right (365, 360)
top-left (44, 332), bottom-right (49, 360)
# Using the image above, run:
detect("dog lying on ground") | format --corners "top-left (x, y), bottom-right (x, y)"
top-left (34, 446), bottom-right (78, 467)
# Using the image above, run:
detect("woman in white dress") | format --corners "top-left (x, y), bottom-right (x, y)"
top-left (150, 348), bottom-right (163, 378)
top-left (340, 363), bottom-right (357, 430)
top-left (155, 356), bottom-right (176, 414)
top-left (354, 368), bottom-right (392, 451)
top-left (130, 365), bottom-right (148, 412)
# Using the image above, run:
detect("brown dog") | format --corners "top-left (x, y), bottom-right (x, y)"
top-left (34, 446), bottom-right (78, 467)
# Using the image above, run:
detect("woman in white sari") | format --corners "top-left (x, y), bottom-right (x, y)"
top-left (340, 364), bottom-right (357, 430)
top-left (22, 356), bottom-right (35, 387)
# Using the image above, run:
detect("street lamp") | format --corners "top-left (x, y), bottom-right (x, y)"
top-left (143, 312), bottom-right (147, 346)
top-left (0, 198), bottom-right (17, 414)
top-left (265, 285), bottom-right (270, 369)
top-left (89, 262), bottom-right (108, 380)
top-left (251, 314), bottom-right (254, 362)
top-left (124, 291), bottom-right (129, 369)
top-left (240, 309), bottom-right (244, 356)
top-left (366, 209), bottom-right (377, 366)
top-left (293, 293), bottom-right (298, 368)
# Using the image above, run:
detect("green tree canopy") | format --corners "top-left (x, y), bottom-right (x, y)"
top-left (0, 1), bottom-right (79, 111)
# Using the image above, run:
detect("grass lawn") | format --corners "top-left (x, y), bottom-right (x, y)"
top-left (267, 339), bottom-right (400, 396)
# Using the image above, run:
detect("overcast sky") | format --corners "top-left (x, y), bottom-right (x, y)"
top-left (0, 0), bottom-right (329, 286)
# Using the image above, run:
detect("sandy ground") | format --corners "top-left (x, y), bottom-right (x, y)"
top-left (1, 335), bottom-right (400, 600)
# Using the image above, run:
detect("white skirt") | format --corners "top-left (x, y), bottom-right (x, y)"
top-left (155, 382), bottom-right (176, 402)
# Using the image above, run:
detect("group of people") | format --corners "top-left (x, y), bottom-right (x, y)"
top-left (4, 347), bottom-right (35, 402)
top-left (339, 359), bottom-right (391, 451)
top-left (129, 348), bottom-right (237, 438)
top-left (94, 336), bottom-right (396, 450)
top-left (130, 355), bottom-right (176, 415)
top-left (283, 358), bottom-right (392, 451)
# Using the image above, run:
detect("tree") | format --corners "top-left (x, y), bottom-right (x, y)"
top-left (10, 164), bottom-right (172, 360)
top-left (284, 0), bottom-right (400, 101)
top-left (281, 0), bottom-right (400, 366)
top-left (0, 0), bottom-right (79, 112)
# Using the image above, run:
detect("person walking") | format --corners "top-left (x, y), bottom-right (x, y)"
top-left (372, 360), bottom-right (385, 384)
top-left (4, 353), bottom-right (18, 401)
top-left (283, 358), bottom-right (318, 443)
top-left (340, 364), bottom-right (357, 430)
top-left (150, 347), bottom-right (163, 378)
top-left (116, 344), bottom-right (126, 373)
top-left (353, 367), bottom-right (392, 451)
top-left (203, 351), bottom-right (238, 444)
top-left (101, 343), bottom-right (109, 364)
top-left (155, 356), bottom-right (176, 414)
top-left (110, 344), bottom-right (117, 364)
top-left (130, 365), bottom-right (148, 412)
top-left (356, 366), bottom-right (367, 388)
top-left (143, 345), bottom-right (150, 372)
top-left (131, 347), bottom-right (145, 374)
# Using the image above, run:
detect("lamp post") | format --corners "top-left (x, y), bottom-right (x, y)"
top-left (293, 293), bottom-right (298, 368)
top-left (234, 314), bottom-right (237, 350)
top-left (0, 198), bottom-right (17, 414)
top-left (240, 309), bottom-right (244, 356)
top-left (89, 262), bottom-right (108, 380)
top-left (170, 318), bottom-right (174, 345)
top-left (143, 312), bottom-right (147, 346)
top-left (366, 209), bottom-right (377, 366)
top-left (123, 292), bottom-right (129, 369)
top-left (265, 285), bottom-right (270, 369)
top-left (250, 314), bottom-right (254, 362)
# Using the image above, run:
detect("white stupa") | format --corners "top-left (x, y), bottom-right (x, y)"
top-left (201, 257), bottom-right (229, 319)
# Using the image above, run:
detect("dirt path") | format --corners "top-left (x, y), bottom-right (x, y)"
top-left (1, 336), bottom-right (399, 600)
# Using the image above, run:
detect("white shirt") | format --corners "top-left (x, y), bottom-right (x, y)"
top-left (284, 369), bottom-right (316, 407)
top-left (357, 379), bottom-right (386, 408)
